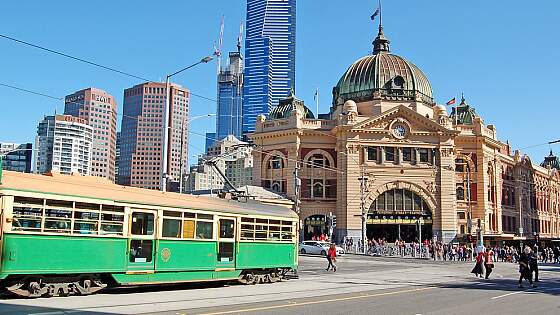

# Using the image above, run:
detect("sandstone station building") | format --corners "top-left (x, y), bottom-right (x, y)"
top-left (250, 22), bottom-right (560, 245)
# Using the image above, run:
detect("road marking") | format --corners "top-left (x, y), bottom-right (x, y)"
top-left (490, 290), bottom-right (528, 300)
top-left (197, 286), bottom-right (434, 315)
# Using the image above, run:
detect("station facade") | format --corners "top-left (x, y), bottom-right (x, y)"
top-left (250, 24), bottom-right (560, 244)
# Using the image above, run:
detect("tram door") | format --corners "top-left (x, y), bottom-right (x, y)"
top-left (216, 217), bottom-right (236, 270)
top-left (127, 210), bottom-right (157, 272)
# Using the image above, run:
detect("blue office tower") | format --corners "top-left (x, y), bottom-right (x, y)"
top-left (215, 52), bottom-right (244, 143)
top-left (242, 0), bottom-right (296, 135)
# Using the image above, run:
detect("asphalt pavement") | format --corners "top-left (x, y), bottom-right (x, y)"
top-left (0, 255), bottom-right (558, 315)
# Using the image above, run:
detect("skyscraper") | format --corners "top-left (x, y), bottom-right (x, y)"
top-left (118, 82), bottom-right (190, 190)
top-left (64, 88), bottom-right (118, 181)
top-left (0, 143), bottom-right (33, 173)
top-left (216, 51), bottom-right (244, 143)
top-left (35, 115), bottom-right (93, 176)
top-left (243, 0), bottom-right (296, 135)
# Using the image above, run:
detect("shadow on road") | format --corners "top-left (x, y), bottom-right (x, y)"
top-left (436, 274), bottom-right (560, 297)
top-left (0, 303), bottom-right (112, 315)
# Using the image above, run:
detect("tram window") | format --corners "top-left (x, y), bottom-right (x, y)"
top-left (218, 242), bottom-right (234, 262)
top-left (196, 221), bottom-right (213, 239)
top-left (183, 220), bottom-right (195, 238)
top-left (11, 206), bottom-right (42, 231)
top-left (269, 225), bottom-right (281, 240)
top-left (197, 213), bottom-right (213, 220)
top-left (14, 196), bottom-right (43, 206)
top-left (129, 239), bottom-right (153, 263)
top-left (131, 212), bottom-right (154, 235)
top-left (242, 217), bottom-right (255, 223)
top-left (162, 219), bottom-right (181, 238)
top-left (73, 221), bottom-right (99, 234)
top-left (219, 219), bottom-right (235, 238)
top-left (255, 224), bottom-right (267, 239)
top-left (46, 199), bottom-right (73, 208)
top-left (100, 213), bottom-right (124, 235)
top-left (183, 212), bottom-right (195, 219)
top-left (44, 208), bottom-right (72, 233)
top-left (75, 202), bottom-right (100, 211)
top-left (163, 210), bottom-right (181, 217)
top-left (74, 211), bottom-right (99, 220)
top-left (102, 205), bottom-right (124, 213)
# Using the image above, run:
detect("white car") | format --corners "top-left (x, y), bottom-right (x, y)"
top-left (299, 241), bottom-right (345, 256)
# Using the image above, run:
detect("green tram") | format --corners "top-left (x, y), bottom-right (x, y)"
top-left (0, 171), bottom-right (298, 297)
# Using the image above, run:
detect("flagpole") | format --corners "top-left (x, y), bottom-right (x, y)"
top-left (316, 88), bottom-right (319, 118)
top-left (379, 0), bottom-right (382, 28)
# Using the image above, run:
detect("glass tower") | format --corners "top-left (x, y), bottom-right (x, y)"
top-left (243, 0), bottom-right (296, 135)
top-left (216, 52), bottom-right (244, 143)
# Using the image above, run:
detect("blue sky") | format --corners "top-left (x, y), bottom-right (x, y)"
top-left (0, 1), bottom-right (558, 166)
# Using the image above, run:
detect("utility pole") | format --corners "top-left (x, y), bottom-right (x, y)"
top-left (465, 162), bottom-right (474, 260)
top-left (293, 164), bottom-right (302, 242)
top-left (359, 165), bottom-right (368, 254)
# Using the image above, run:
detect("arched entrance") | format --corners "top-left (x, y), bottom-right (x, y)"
top-left (303, 215), bottom-right (327, 240)
top-left (367, 188), bottom-right (433, 242)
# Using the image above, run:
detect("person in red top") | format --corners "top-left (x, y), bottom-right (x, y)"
top-left (326, 243), bottom-right (337, 272)
top-left (471, 250), bottom-right (485, 278)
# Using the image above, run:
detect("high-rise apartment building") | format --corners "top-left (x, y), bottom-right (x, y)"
top-left (64, 88), bottom-right (118, 181)
top-left (0, 143), bottom-right (33, 173)
top-left (243, 0), bottom-right (296, 135)
top-left (216, 52), bottom-right (244, 143)
top-left (35, 115), bottom-right (93, 176)
top-left (118, 82), bottom-right (190, 190)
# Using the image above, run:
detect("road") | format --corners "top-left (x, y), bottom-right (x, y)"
top-left (0, 255), bottom-right (559, 315)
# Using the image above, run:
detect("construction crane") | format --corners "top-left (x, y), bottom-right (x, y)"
top-left (237, 21), bottom-right (244, 54)
top-left (213, 15), bottom-right (225, 74)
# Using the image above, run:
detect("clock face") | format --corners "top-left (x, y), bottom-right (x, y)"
top-left (393, 124), bottom-right (407, 138)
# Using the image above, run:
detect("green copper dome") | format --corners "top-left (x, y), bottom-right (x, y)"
top-left (269, 90), bottom-right (315, 120)
top-left (332, 26), bottom-right (433, 106)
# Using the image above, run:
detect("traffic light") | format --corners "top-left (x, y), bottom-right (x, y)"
top-left (535, 234), bottom-right (540, 244)
top-left (332, 215), bottom-right (337, 227)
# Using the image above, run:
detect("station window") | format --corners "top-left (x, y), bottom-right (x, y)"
top-left (419, 149), bottom-right (429, 163)
top-left (385, 147), bottom-right (395, 162)
top-left (367, 147), bottom-right (378, 161)
top-left (402, 148), bottom-right (412, 162)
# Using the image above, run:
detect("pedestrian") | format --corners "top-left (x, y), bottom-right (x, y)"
top-left (325, 243), bottom-right (337, 272)
top-left (530, 247), bottom-right (539, 282)
top-left (518, 246), bottom-right (536, 288)
top-left (471, 250), bottom-right (484, 278)
top-left (484, 247), bottom-right (495, 279)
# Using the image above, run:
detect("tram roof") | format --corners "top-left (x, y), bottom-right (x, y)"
top-left (0, 171), bottom-right (298, 219)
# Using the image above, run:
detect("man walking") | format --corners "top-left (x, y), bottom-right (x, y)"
top-left (325, 243), bottom-right (337, 272)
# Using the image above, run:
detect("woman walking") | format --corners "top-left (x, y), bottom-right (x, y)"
top-left (471, 250), bottom-right (485, 278)
top-left (325, 243), bottom-right (337, 272)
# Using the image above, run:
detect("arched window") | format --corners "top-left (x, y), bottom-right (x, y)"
top-left (268, 155), bottom-right (284, 170)
top-left (271, 181), bottom-right (282, 193)
top-left (307, 153), bottom-right (330, 168)
top-left (313, 180), bottom-right (324, 198)
top-left (369, 189), bottom-right (431, 215)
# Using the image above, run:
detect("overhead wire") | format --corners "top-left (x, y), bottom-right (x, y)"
top-left (0, 34), bottom-right (216, 103)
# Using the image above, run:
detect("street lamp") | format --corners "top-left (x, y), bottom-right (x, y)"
top-left (178, 113), bottom-right (216, 194)
top-left (162, 56), bottom-right (213, 192)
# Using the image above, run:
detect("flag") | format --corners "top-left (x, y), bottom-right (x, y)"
top-left (446, 97), bottom-right (456, 106)
top-left (370, 8), bottom-right (380, 21)
top-left (314, 88), bottom-right (318, 101)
